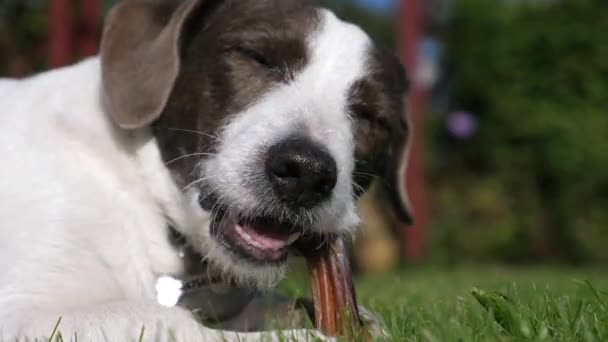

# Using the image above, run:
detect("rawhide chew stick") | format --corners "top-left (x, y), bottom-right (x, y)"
top-left (306, 237), bottom-right (364, 337)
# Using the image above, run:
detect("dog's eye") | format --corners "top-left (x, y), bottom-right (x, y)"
top-left (375, 117), bottom-right (390, 132)
top-left (354, 106), bottom-right (389, 134)
top-left (237, 47), bottom-right (279, 72)
top-left (356, 111), bottom-right (373, 131)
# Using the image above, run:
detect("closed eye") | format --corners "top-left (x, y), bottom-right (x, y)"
top-left (236, 47), bottom-right (279, 72)
top-left (375, 117), bottom-right (390, 131)
top-left (351, 103), bottom-right (375, 123)
top-left (353, 105), bottom-right (390, 133)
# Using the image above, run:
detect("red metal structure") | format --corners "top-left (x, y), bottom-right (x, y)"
top-left (398, 0), bottom-right (428, 262)
top-left (48, 0), bottom-right (100, 68)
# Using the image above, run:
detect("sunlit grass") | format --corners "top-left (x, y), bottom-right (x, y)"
top-left (279, 266), bottom-right (608, 341)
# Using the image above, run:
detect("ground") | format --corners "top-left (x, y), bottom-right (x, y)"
top-left (279, 265), bottom-right (608, 341)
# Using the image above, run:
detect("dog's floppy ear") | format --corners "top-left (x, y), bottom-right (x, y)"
top-left (375, 53), bottom-right (414, 226)
top-left (100, 0), bottom-right (206, 129)
top-left (383, 133), bottom-right (413, 225)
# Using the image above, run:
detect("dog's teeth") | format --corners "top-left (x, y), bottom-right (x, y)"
top-left (287, 232), bottom-right (301, 245)
top-left (236, 225), bottom-right (256, 246)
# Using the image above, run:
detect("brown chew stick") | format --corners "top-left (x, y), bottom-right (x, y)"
top-left (307, 237), bottom-right (364, 337)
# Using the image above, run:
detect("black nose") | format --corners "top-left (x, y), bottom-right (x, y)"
top-left (265, 138), bottom-right (338, 209)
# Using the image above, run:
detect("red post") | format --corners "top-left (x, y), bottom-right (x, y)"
top-left (77, 0), bottom-right (100, 57)
top-left (48, 0), bottom-right (74, 68)
top-left (398, 0), bottom-right (428, 261)
top-left (48, 0), bottom-right (100, 68)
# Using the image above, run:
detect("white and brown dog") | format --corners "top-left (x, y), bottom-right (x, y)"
top-left (0, 0), bottom-right (410, 340)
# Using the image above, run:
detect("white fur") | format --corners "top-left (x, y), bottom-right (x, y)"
top-left (0, 10), bottom-right (368, 341)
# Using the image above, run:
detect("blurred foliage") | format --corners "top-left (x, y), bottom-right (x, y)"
top-left (430, 0), bottom-right (608, 264)
top-left (0, 0), bottom-right (47, 76)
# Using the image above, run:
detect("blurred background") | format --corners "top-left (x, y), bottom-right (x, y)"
top-left (2, 0), bottom-right (607, 273)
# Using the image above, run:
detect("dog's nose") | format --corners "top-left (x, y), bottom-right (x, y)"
top-left (266, 138), bottom-right (337, 208)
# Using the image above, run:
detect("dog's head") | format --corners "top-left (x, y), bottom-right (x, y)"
top-left (101, 0), bottom-right (410, 287)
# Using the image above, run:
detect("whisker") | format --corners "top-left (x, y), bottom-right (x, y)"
top-left (214, 207), bottom-right (229, 240)
top-left (198, 186), bottom-right (220, 207)
top-left (182, 176), bottom-right (213, 191)
top-left (164, 127), bottom-right (222, 141)
top-left (353, 171), bottom-right (378, 178)
top-left (353, 172), bottom-right (393, 188)
top-left (352, 181), bottom-right (365, 194)
top-left (165, 152), bottom-right (217, 166)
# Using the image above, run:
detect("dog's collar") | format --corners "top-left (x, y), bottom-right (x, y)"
top-left (157, 225), bottom-right (256, 322)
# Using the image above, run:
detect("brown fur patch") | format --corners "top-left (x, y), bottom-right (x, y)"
top-left (153, 0), bottom-right (320, 186)
top-left (349, 47), bottom-right (411, 222)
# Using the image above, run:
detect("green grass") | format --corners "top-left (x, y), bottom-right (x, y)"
top-left (279, 266), bottom-right (608, 341)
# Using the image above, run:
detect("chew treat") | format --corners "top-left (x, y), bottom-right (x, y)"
top-left (306, 237), bottom-right (363, 337)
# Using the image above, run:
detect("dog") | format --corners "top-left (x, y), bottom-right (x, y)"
top-left (0, 0), bottom-right (410, 340)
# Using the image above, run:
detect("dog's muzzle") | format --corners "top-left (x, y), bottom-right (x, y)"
top-left (201, 137), bottom-right (339, 264)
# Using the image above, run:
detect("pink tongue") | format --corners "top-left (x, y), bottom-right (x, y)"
top-left (236, 224), bottom-right (289, 250)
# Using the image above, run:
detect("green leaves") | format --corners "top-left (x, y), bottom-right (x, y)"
top-left (281, 268), bottom-right (608, 341)
top-left (471, 287), bottom-right (532, 338)
top-left (471, 280), bottom-right (608, 341)
top-left (433, 0), bottom-right (608, 263)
